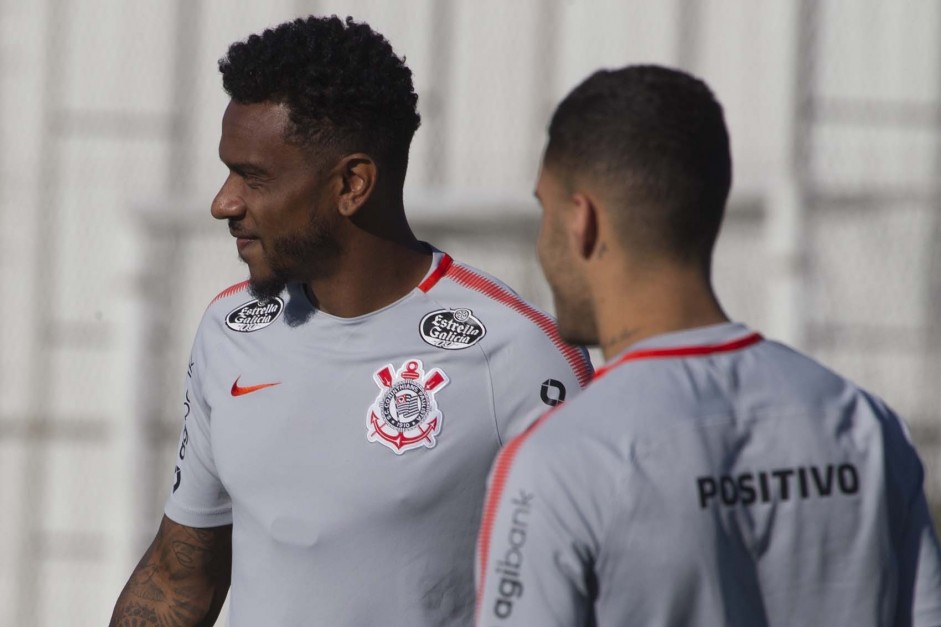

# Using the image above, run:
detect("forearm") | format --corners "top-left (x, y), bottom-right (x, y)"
top-left (110, 575), bottom-right (220, 627)
top-left (110, 517), bottom-right (231, 627)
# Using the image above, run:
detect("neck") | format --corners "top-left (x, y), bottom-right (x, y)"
top-left (305, 199), bottom-right (431, 318)
top-left (593, 263), bottom-right (729, 361)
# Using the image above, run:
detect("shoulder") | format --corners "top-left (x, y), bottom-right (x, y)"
top-left (424, 257), bottom-right (539, 323)
top-left (527, 380), bottom-right (634, 447)
top-left (202, 280), bottom-right (253, 318)
top-left (752, 339), bottom-right (849, 389)
top-left (423, 257), bottom-right (592, 384)
top-left (208, 280), bottom-right (252, 307)
top-left (750, 339), bottom-right (898, 420)
top-left (495, 396), bottom-right (624, 506)
top-left (197, 280), bottom-right (286, 336)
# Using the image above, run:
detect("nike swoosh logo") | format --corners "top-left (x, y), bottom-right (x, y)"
top-left (231, 376), bottom-right (280, 397)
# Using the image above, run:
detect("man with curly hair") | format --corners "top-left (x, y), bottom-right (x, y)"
top-left (109, 15), bottom-right (591, 627)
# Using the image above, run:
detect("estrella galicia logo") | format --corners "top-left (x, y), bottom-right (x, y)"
top-left (540, 379), bottom-right (566, 407)
top-left (420, 308), bottom-right (487, 350)
top-left (225, 297), bottom-right (284, 332)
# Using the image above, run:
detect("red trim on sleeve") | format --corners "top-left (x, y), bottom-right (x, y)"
top-left (209, 280), bottom-right (250, 306)
top-left (475, 407), bottom-right (558, 617)
top-left (593, 332), bottom-right (763, 380)
top-left (417, 254), bottom-right (454, 292)
top-left (438, 262), bottom-right (593, 388)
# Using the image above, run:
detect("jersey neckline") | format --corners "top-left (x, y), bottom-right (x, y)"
top-left (284, 249), bottom-right (450, 324)
top-left (594, 325), bottom-right (763, 380)
top-left (418, 253), bottom-right (453, 292)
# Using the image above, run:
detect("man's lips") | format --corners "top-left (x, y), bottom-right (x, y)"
top-left (230, 226), bottom-right (258, 252)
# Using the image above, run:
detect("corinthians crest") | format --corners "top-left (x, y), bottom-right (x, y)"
top-left (367, 359), bottom-right (449, 454)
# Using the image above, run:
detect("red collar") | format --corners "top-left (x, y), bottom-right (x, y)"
top-left (594, 332), bottom-right (763, 380)
top-left (417, 254), bottom-right (453, 292)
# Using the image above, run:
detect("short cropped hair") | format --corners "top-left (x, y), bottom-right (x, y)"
top-left (219, 15), bottom-right (421, 176)
top-left (545, 65), bottom-right (732, 266)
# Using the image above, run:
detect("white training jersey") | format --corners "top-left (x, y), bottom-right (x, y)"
top-left (476, 322), bottom-right (941, 627)
top-left (165, 250), bottom-right (592, 627)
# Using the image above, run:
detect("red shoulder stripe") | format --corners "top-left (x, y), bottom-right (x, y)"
top-left (440, 262), bottom-right (593, 388)
top-left (209, 280), bottom-right (250, 306)
top-left (475, 407), bottom-right (558, 617)
top-left (593, 332), bottom-right (763, 380)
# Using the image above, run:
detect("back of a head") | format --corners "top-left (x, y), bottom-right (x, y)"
top-left (219, 15), bottom-right (421, 179)
top-left (545, 65), bottom-right (732, 269)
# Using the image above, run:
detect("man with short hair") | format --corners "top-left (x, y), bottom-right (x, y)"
top-left (109, 16), bottom-right (591, 626)
top-left (475, 64), bottom-right (941, 626)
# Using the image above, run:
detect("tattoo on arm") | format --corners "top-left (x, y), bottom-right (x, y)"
top-left (112, 601), bottom-right (160, 627)
top-left (128, 564), bottom-right (165, 602)
top-left (110, 517), bottom-right (232, 627)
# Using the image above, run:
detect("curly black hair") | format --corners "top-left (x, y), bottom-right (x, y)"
top-left (219, 15), bottom-right (421, 174)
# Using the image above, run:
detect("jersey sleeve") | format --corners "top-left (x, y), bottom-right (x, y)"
top-left (879, 404), bottom-right (941, 626)
top-left (163, 321), bottom-right (233, 528)
top-left (487, 320), bottom-right (592, 444)
top-left (475, 427), bottom-right (603, 627)
top-left (906, 492), bottom-right (941, 627)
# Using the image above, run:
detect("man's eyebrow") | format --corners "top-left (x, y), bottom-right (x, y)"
top-left (224, 161), bottom-right (272, 177)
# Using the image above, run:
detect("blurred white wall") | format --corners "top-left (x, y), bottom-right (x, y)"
top-left (1, 1), bottom-right (939, 624)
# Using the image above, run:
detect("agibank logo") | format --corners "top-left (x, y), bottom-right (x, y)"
top-left (225, 297), bottom-right (284, 332)
top-left (420, 308), bottom-right (486, 350)
top-left (367, 359), bottom-right (449, 454)
top-left (491, 489), bottom-right (533, 620)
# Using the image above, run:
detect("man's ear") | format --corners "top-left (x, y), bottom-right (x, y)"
top-left (570, 191), bottom-right (599, 261)
top-left (335, 153), bottom-right (377, 217)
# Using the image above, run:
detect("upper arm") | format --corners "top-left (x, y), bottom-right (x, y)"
top-left (476, 440), bottom-right (597, 627)
top-left (165, 334), bottom-right (232, 527)
top-left (906, 496), bottom-right (941, 627)
top-left (879, 404), bottom-right (941, 626)
top-left (489, 324), bottom-right (593, 443)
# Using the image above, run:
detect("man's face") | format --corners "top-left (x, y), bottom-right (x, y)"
top-left (535, 164), bottom-right (598, 346)
top-left (212, 100), bottom-right (342, 299)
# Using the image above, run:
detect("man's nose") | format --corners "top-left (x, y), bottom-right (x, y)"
top-left (211, 174), bottom-right (245, 220)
